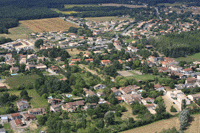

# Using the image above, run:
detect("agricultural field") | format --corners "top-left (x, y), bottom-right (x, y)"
top-left (157, 2), bottom-right (185, 6)
top-left (51, 8), bottom-right (78, 15)
top-left (101, 3), bottom-right (147, 8)
top-left (0, 23), bottom-right (32, 40)
top-left (5, 74), bottom-right (40, 88)
top-left (20, 17), bottom-right (79, 32)
top-left (126, 74), bottom-right (156, 81)
top-left (175, 52), bottom-right (200, 63)
top-left (85, 16), bottom-right (134, 22)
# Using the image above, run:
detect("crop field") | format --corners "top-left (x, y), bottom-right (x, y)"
top-left (20, 17), bottom-right (79, 32)
top-left (51, 8), bottom-right (78, 14)
top-left (0, 23), bottom-right (32, 40)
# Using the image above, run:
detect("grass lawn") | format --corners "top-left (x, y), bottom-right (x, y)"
top-left (175, 52), bottom-right (200, 63)
top-left (4, 123), bottom-right (14, 133)
top-left (126, 74), bottom-right (156, 81)
top-left (0, 23), bottom-right (33, 40)
top-left (64, 4), bottom-right (97, 9)
top-left (9, 89), bottom-right (48, 108)
top-left (5, 74), bottom-right (40, 88)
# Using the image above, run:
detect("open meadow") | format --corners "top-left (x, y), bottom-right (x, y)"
top-left (5, 74), bottom-right (40, 88)
top-left (175, 52), bottom-right (200, 63)
top-left (51, 8), bottom-right (78, 15)
top-left (20, 17), bottom-right (79, 32)
top-left (0, 23), bottom-right (32, 40)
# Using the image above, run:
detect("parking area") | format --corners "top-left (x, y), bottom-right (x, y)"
top-left (162, 95), bottom-right (181, 115)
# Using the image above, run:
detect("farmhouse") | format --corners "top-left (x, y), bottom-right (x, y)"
top-left (23, 113), bottom-right (36, 121)
top-left (62, 100), bottom-right (85, 112)
top-left (11, 113), bottom-right (22, 120)
top-left (28, 108), bottom-right (46, 115)
top-left (16, 99), bottom-right (30, 110)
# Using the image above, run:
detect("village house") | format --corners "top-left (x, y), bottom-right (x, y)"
top-left (19, 54), bottom-right (26, 59)
top-left (71, 59), bottom-right (81, 63)
top-left (97, 92), bottom-right (105, 97)
top-left (10, 67), bottom-right (19, 74)
top-left (25, 64), bottom-right (35, 71)
top-left (62, 100), bottom-right (85, 112)
top-left (182, 68), bottom-right (193, 75)
top-left (119, 85), bottom-right (140, 95)
top-left (85, 59), bottom-right (93, 62)
top-left (23, 113), bottom-right (36, 121)
top-left (144, 97), bottom-right (155, 103)
top-left (126, 58), bottom-right (136, 62)
top-left (83, 53), bottom-right (90, 58)
top-left (167, 90), bottom-right (184, 99)
top-left (48, 98), bottom-right (62, 105)
top-left (175, 84), bottom-right (186, 90)
top-left (145, 45), bottom-right (153, 49)
top-left (16, 99), bottom-right (30, 110)
top-left (19, 58), bottom-right (27, 64)
top-left (35, 63), bottom-right (47, 70)
top-left (154, 84), bottom-right (165, 92)
top-left (28, 108), bottom-right (46, 115)
top-left (6, 58), bottom-right (15, 66)
top-left (0, 83), bottom-right (6, 89)
top-left (55, 57), bottom-right (61, 61)
top-left (4, 53), bottom-right (12, 61)
top-left (51, 65), bottom-right (59, 73)
top-left (127, 46), bottom-right (139, 53)
top-left (0, 128), bottom-right (6, 133)
top-left (1, 116), bottom-right (8, 124)
top-left (94, 84), bottom-right (106, 90)
top-left (101, 60), bottom-right (111, 66)
top-left (157, 67), bottom-right (169, 73)
top-left (111, 87), bottom-right (122, 96)
top-left (185, 77), bottom-right (197, 85)
top-left (50, 105), bottom-right (61, 112)
top-left (118, 60), bottom-right (123, 64)
top-left (37, 57), bottom-right (45, 63)
top-left (188, 93), bottom-right (200, 101)
top-left (169, 65), bottom-right (182, 72)
top-left (84, 103), bottom-right (97, 110)
top-left (116, 96), bottom-right (123, 103)
top-left (15, 119), bottom-right (23, 127)
top-left (121, 94), bottom-right (142, 105)
top-left (11, 113), bottom-right (22, 120)
top-left (27, 54), bottom-right (37, 59)
top-left (148, 56), bottom-right (157, 63)
top-left (83, 88), bottom-right (96, 97)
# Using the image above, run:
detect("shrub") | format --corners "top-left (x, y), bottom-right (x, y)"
top-left (170, 106), bottom-right (177, 112)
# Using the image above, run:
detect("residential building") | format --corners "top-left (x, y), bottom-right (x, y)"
top-left (188, 93), bottom-right (200, 101)
top-left (10, 67), bottom-right (19, 74)
top-left (83, 88), bottom-right (96, 97)
top-left (48, 98), bottom-right (62, 105)
top-left (16, 99), bottom-right (30, 110)
top-left (71, 59), bottom-right (81, 63)
top-left (111, 87), bottom-right (122, 96)
top-left (19, 58), bottom-right (27, 64)
top-left (182, 68), bottom-right (193, 74)
top-left (185, 77), bottom-right (197, 85)
top-left (50, 105), bottom-right (61, 112)
top-left (11, 113), bottom-right (21, 120)
top-left (28, 108), bottom-right (46, 115)
top-left (97, 92), bottom-right (105, 97)
top-left (121, 94), bottom-right (142, 105)
top-left (35, 63), bottom-right (47, 70)
top-left (51, 65), bottom-right (59, 72)
top-left (119, 85), bottom-right (140, 95)
top-left (23, 113), bottom-right (36, 121)
top-left (1, 116), bottom-right (8, 123)
top-left (101, 60), bottom-right (111, 66)
top-left (85, 59), bottom-right (93, 62)
top-left (0, 128), bottom-right (6, 133)
top-left (148, 56), bottom-right (157, 63)
top-left (94, 84), bottom-right (106, 90)
top-left (154, 84), bottom-right (165, 92)
top-left (62, 100), bottom-right (85, 112)
top-left (15, 119), bottom-right (23, 126)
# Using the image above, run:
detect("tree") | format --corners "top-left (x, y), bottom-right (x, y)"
top-left (108, 93), bottom-right (118, 105)
top-left (179, 109), bottom-right (190, 130)
top-left (95, 119), bottom-right (104, 128)
top-left (86, 95), bottom-right (99, 103)
top-left (169, 81), bottom-right (175, 89)
top-left (38, 115), bottom-right (47, 126)
top-left (104, 111), bottom-right (115, 125)
top-left (62, 111), bottom-right (69, 119)
top-left (181, 99), bottom-right (186, 110)
top-left (170, 106), bottom-right (177, 112)
top-left (160, 127), bottom-right (178, 133)
top-left (20, 90), bottom-right (30, 100)
top-left (35, 39), bottom-right (43, 48)
top-left (155, 101), bottom-right (166, 116)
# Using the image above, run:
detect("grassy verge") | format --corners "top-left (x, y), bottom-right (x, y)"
top-left (5, 74), bottom-right (40, 88)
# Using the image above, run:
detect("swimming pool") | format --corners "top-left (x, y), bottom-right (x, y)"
top-left (66, 94), bottom-right (72, 98)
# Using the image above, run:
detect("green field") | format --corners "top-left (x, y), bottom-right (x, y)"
top-left (5, 74), bottom-right (40, 88)
top-left (9, 89), bottom-right (48, 108)
top-left (126, 74), bottom-right (156, 81)
top-left (85, 16), bottom-right (134, 21)
top-left (0, 23), bottom-right (33, 40)
top-left (51, 8), bottom-right (78, 14)
top-left (64, 4), bottom-right (97, 9)
top-left (157, 2), bottom-right (184, 6)
top-left (175, 52), bottom-right (200, 63)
